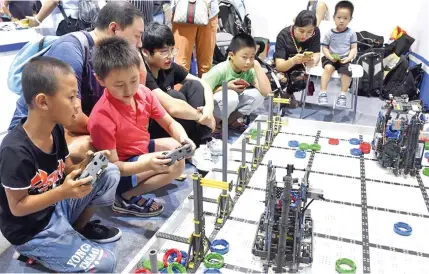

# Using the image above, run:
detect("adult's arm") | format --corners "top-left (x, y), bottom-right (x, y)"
top-left (185, 74), bottom-right (214, 112)
top-left (2, 1), bottom-right (13, 20)
top-left (145, 70), bottom-right (202, 121)
top-left (151, 88), bottom-right (202, 121)
top-left (273, 29), bottom-right (297, 72)
top-left (28, 0), bottom-right (59, 27)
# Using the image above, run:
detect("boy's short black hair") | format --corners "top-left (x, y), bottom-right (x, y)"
top-left (142, 22), bottom-right (175, 54)
top-left (95, 1), bottom-right (142, 30)
top-left (22, 56), bottom-right (74, 105)
top-left (295, 10), bottom-right (317, 27)
top-left (335, 1), bottom-right (354, 17)
top-left (92, 36), bottom-right (142, 80)
top-left (229, 33), bottom-right (256, 53)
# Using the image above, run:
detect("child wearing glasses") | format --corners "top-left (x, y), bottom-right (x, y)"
top-left (141, 22), bottom-right (221, 172)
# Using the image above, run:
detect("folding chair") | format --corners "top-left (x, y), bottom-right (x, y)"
top-left (299, 64), bottom-right (364, 123)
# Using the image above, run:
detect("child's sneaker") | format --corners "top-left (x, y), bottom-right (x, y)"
top-left (191, 145), bottom-right (214, 172)
top-left (78, 220), bottom-right (122, 243)
top-left (318, 92), bottom-right (328, 104)
top-left (336, 94), bottom-right (347, 107)
top-left (207, 138), bottom-right (223, 156)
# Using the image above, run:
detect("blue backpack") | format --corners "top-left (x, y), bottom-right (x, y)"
top-left (7, 32), bottom-right (90, 95)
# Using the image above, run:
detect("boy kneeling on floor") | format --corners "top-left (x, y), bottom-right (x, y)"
top-left (0, 57), bottom-right (121, 272)
top-left (88, 37), bottom-right (196, 217)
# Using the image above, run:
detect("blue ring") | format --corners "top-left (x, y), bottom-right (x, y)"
top-left (288, 140), bottom-right (299, 148)
top-left (168, 250), bottom-right (188, 266)
top-left (394, 222), bottom-right (412, 236)
top-left (204, 269), bottom-right (221, 274)
top-left (349, 138), bottom-right (361, 145)
top-left (425, 152), bottom-right (429, 159)
top-left (210, 239), bottom-right (230, 255)
top-left (350, 148), bottom-right (362, 156)
top-left (295, 150), bottom-right (306, 159)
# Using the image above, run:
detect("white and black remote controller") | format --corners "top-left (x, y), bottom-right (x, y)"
top-left (78, 152), bottom-right (109, 185)
top-left (162, 144), bottom-right (194, 166)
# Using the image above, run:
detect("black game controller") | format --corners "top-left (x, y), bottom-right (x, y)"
top-left (162, 144), bottom-right (194, 166)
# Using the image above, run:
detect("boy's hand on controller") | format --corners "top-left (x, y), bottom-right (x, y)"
top-left (228, 80), bottom-right (246, 93)
top-left (180, 137), bottom-right (196, 155)
top-left (78, 150), bottom-right (95, 171)
top-left (60, 169), bottom-right (93, 199)
top-left (150, 152), bottom-right (171, 172)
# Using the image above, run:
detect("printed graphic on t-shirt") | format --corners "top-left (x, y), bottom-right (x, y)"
top-left (29, 159), bottom-right (65, 195)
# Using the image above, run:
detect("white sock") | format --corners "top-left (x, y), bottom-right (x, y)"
top-left (320, 90), bottom-right (327, 94)
top-left (340, 91), bottom-right (346, 96)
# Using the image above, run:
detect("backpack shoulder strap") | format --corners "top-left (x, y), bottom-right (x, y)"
top-left (70, 31), bottom-right (93, 115)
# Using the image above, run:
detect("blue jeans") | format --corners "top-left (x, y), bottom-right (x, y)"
top-left (116, 140), bottom-right (155, 195)
top-left (15, 164), bottom-right (120, 273)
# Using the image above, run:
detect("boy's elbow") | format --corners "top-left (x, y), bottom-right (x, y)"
top-left (10, 206), bottom-right (27, 217)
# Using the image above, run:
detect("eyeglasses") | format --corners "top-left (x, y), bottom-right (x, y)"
top-left (157, 48), bottom-right (179, 58)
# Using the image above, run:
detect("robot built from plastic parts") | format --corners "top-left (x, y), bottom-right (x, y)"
top-left (372, 94), bottom-right (426, 177)
top-left (252, 161), bottom-right (323, 273)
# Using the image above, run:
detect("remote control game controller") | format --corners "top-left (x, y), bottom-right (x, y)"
top-left (162, 144), bottom-right (194, 166)
top-left (78, 152), bottom-right (109, 185)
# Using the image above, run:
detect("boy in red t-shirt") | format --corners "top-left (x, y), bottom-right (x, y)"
top-left (88, 37), bottom-right (196, 217)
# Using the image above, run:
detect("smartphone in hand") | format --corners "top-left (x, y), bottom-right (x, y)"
top-left (235, 79), bottom-right (250, 88)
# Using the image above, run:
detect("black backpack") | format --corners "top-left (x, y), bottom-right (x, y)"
top-left (218, 0), bottom-right (251, 36)
top-left (382, 55), bottom-right (421, 100)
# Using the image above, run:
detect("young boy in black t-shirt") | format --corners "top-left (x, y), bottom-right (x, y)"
top-left (0, 57), bottom-right (121, 272)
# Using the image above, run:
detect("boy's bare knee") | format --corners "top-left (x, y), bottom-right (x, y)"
top-left (324, 65), bottom-right (335, 73)
top-left (170, 159), bottom-right (185, 177)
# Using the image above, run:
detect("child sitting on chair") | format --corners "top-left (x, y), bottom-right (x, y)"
top-left (318, 0), bottom-right (357, 107)
top-left (202, 33), bottom-right (271, 133)
top-left (88, 37), bottom-right (196, 218)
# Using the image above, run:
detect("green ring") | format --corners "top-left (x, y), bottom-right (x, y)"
top-left (203, 253), bottom-right (224, 269)
top-left (310, 144), bottom-right (321, 151)
top-left (335, 258), bottom-right (356, 273)
top-left (140, 259), bottom-right (164, 271)
top-left (423, 168), bottom-right (429, 177)
top-left (298, 143), bottom-right (310, 151)
top-left (167, 262), bottom-right (186, 273)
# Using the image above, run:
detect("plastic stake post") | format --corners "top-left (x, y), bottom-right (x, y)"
top-left (242, 137), bottom-right (246, 166)
top-left (257, 121), bottom-right (261, 146)
top-left (149, 249), bottom-right (158, 274)
top-left (222, 81), bottom-right (228, 185)
top-left (268, 94), bottom-right (273, 126)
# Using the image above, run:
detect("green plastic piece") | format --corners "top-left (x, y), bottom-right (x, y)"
top-left (140, 259), bottom-right (164, 271)
top-left (310, 144), bottom-right (321, 151)
top-left (335, 258), bottom-right (356, 273)
top-left (167, 262), bottom-right (186, 273)
top-left (203, 253), bottom-right (224, 269)
top-left (331, 54), bottom-right (341, 61)
top-left (298, 143), bottom-right (310, 151)
top-left (423, 168), bottom-right (429, 177)
top-left (425, 142), bottom-right (429, 150)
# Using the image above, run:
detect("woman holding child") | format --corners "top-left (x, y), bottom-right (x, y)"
top-left (274, 10), bottom-right (321, 107)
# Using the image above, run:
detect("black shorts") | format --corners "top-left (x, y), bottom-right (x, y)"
top-left (322, 56), bottom-right (352, 77)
